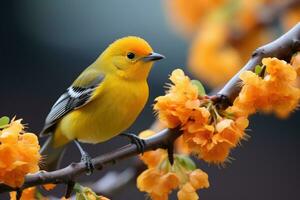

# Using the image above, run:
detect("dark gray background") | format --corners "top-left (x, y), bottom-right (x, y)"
top-left (1, 1), bottom-right (299, 199)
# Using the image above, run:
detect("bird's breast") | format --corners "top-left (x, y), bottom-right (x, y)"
top-left (60, 76), bottom-right (149, 143)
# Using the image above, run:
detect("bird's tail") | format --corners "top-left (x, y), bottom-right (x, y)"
top-left (40, 135), bottom-right (67, 171)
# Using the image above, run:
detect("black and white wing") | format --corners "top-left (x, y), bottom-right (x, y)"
top-left (40, 73), bottom-right (105, 137)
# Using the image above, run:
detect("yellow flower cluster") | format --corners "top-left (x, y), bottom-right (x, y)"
top-left (137, 130), bottom-right (209, 200)
top-left (184, 117), bottom-right (248, 163)
top-left (0, 119), bottom-right (40, 188)
top-left (154, 69), bottom-right (201, 128)
top-left (229, 57), bottom-right (300, 118)
top-left (154, 69), bottom-right (249, 164)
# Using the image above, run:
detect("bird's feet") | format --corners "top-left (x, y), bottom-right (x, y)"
top-left (121, 133), bottom-right (146, 154)
top-left (74, 140), bottom-right (94, 175)
top-left (80, 151), bottom-right (94, 175)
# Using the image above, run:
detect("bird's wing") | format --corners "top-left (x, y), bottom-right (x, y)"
top-left (40, 69), bottom-right (105, 137)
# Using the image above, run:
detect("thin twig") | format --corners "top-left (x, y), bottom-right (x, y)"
top-left (0, 128), bottom-right (181, 193)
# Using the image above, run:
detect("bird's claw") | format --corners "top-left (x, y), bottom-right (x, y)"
top-left (121, 133), bottom-right (146, 154)
top-left (74, 139), bottom-right (94, 175)
top-left (81, 152), bottom-right (94, 175)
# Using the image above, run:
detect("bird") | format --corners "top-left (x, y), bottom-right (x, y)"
top-left (40, 36), bottom-right (165, 174)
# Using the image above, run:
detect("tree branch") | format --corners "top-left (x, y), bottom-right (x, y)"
top-left (219, 22), bottom-right (300, 104)
top-left (1, 23), bottom-right (300, 195)
top-left (0, 128), bottom-right (181, 193)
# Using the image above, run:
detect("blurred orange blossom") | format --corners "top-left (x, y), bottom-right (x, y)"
top-left (0, 119), bottom-right (40, 188)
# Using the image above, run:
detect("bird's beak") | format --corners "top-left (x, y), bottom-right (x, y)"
top-left (143, 52), bottom-right (165, 62)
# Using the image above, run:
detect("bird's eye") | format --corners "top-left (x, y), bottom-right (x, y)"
top-left (127, 52), bottom-right (135, 60)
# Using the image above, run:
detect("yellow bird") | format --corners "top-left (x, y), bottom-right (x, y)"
top-left (40, 36), bottom-right (164, 172)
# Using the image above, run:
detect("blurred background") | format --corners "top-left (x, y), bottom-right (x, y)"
top-left (1, 0), bottom-right (300, 199)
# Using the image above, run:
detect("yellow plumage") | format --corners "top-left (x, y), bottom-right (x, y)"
top-left (41, 36), bottom-right (164, 150)
top-left (54, 75), bottom-right (149, 147)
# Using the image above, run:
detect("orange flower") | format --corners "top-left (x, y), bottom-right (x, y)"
top-left (138, 128), bottom-right (209, 200)
top-left (201, 118), bottom-right (248, 163)
top-left (219, 118), bottom-right (248, 143)
top-left (154, 69), bottom-right (209, 128)
top-left (177, 169), bottom-right (210, 200)
top-left (155, 69), bottom-right (249, 163)
top-left (0, 119), bottom-right (41, 188)
top-left (138, 130), bottom-right (180, 200)
top-left (137, 168), bottom-right (180, 200)
top-left (177, 183), bottom-right (199, 200)
top-left (10, 187), bottom-right (36, 200)
top-left (137, 152), bottom-right (209, 200)
top-left (183, 116), bottom-right (248, 163)
top-left (230, 57), bottom-right (300, 118)
top-left (189, 169), bottom-right (210, 190)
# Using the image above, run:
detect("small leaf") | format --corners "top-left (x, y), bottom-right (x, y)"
top-left (75, 183), bottom-right (105, 200)
top-left (73, 183), bottom-right (83, 193)
top-left (0, 116), bottom-right (10, 129)
top-left (191, 80), bottom-right (206, 96)
top-left (255, 65), bottom-right (262, 75)
top-left (159, 158), bottom-right (171, 171)
top-left (175, 155), bottom-right (196, 171)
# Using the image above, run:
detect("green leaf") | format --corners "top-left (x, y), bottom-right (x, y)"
top-left (0, 116), bottom-right (10, 129)
top-left (159, 158), bottom-right (171, 171)
top-left (255, 65), bottom-right (263, 75)
top-left (74, 183), bottom-right (83, 193)
top-left (75, 183), bottom-right (103, 200)
top-left (175, 155), bottom-right (196, 171)
top-left (191, 80), bottom-right (206, 97)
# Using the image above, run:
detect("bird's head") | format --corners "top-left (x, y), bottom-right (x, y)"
top-left (99, 36), bottom-right (165, 80)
